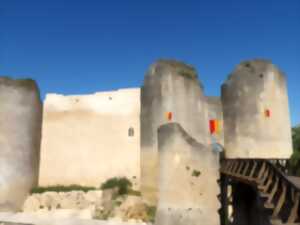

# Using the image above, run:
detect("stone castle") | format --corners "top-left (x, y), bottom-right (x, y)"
top-left (0, 59), bottom-right (293, 225)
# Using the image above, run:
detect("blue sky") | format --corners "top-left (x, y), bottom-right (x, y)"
top-left (0, 0), bottom-right (299, 125)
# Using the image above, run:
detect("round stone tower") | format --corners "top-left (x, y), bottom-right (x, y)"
top-left (140, 59), bottom-right (209, 204)
top-left (221, 59), bottom-right (293, 159)
top-left (0, 77), bottom-right (42, 211)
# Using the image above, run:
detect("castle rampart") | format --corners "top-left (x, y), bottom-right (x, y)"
top-left (38, 88), bottom-right (141, 188)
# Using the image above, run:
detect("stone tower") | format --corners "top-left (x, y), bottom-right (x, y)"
top-left (140, 60), bottom-right (210, 204)
top-left (221, 59), bottom-right (293, 159)
top-left (0, 77), bottom-right (42, 211)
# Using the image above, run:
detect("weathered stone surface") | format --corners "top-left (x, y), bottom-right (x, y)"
top-left (0, 222), bottom-right (34, 225)
top-left (113, 196), bottom-right (149, 222)
top-left (0, 211), bottom-right (150, 225)
top-left (155, 123), bottom-right (220, 225)
top-left (140, 60), bottom-right (209, 205)
top-left (23, 191), bottom-right (103, 213)
top-left (0, 77), bottom-right (42, 212)
top-left (39, 89), bottom-right (140, 188)
top-left (221, 59), bottom-right (293, 158)
top-left (94, 190), bottom-right (152, 223)
top-left (22, 190), bottom-right (152, 223)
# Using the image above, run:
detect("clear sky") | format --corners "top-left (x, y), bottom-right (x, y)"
top-left (1, 0), bottom-right (299, 126)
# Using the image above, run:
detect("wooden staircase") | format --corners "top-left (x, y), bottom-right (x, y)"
top-left (220, 159), bottom-right (300, 225)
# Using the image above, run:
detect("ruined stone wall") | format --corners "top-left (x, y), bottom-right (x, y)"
top-left (221, 59), bottom-right (293, 159)
top-left (0, 77), bottom-right (42, 211)
top-left (140, 60), bottom-right (209, 205)
top-left (155, 123), bottom-right (220, 225)
top-left (39, 88), bottom-right (140, 188)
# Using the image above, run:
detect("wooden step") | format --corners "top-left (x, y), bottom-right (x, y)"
top-left (271, 217), bottom-right (300, 225)
top-left (264, 202), bottom-right (275, 209)
top-left (259, 192), bottom-right (270, 198)
top-left (271, 218), bottom-right (282, 225)
top-left (259, 192), bottom-right (270, 199)
top-left (288, 176), bottom-right (300, 189)
top-left (271, 220), bottom-right (300, 225)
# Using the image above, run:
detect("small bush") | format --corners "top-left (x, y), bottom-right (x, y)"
top-left (192, 170), bottom-right (201, 177)
top-left (31, 185), bottom-right (96, 194)
top-left (127, 189), bottom-right (141, 196)
top-left (100, 177), bottom-right (132, 195)
top-left (146, 205), bottom-right (157, 223)
top-left (157, 59), bottom-right (198, 80)
top-left (288, 126), bottom-right (300, 176)
top-left (93, 208), bottom-right (111, 220)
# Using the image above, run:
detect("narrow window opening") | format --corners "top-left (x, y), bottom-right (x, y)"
top-left (128, 127), bottom-right (134, 137)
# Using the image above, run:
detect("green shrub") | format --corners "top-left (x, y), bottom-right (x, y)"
top-left (192, 170), bottom-right (201, 177)
top-left (157, 59), bottom-right (198, 80)
top-left (127, 189), bottom-right (141, 196)
top-left (146, 205), bottom-right (157, 223)
top-left (93, 208), bottom-right (111, 220)
top-left (288, 126), bottom-right (300, 176)
top-left (178, 68), bottom-right (197, 80)
top-left (100, 177), bottom-right (132, 195)
top-left (31, 185), bottom-right (96, 194)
